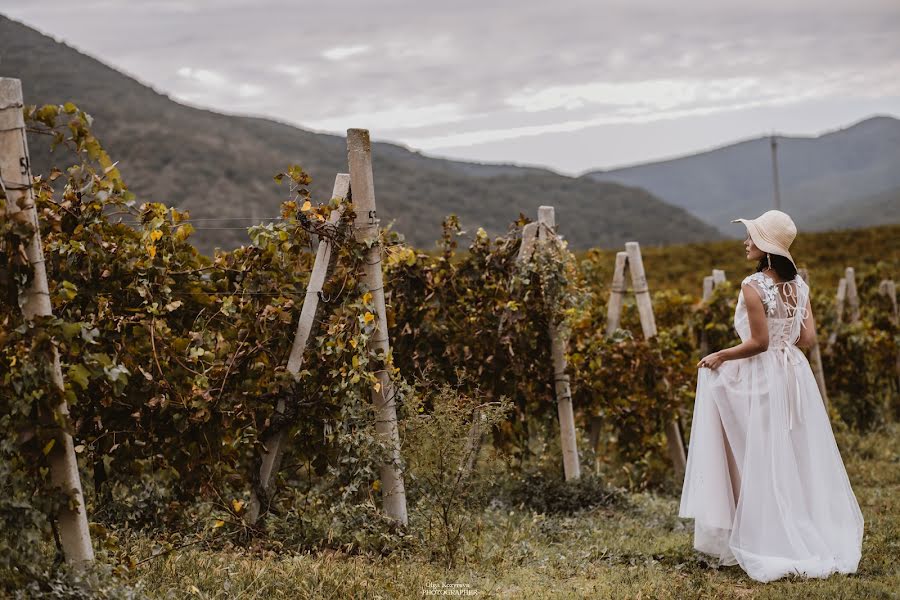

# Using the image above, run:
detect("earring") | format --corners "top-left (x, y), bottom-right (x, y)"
top-left (766, 253), bottom-right (772, 270)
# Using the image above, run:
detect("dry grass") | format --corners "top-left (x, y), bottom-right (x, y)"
top-left (120, 423), bottom-right (899, 599)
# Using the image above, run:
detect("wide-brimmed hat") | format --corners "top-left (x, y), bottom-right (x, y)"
top-left (732, 210), bottom-right (797, 267)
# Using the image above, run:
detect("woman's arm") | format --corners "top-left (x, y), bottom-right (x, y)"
top-left (698, 282), bottom-right (769, 369)
top-left (796, 297), bottom-right (817, 349)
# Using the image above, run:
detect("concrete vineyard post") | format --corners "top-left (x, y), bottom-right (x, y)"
top-left (605, 251), bottom-right (628, 335)
top-left (347, 128), bottom-right (408, 525)
top-left (0, 78), bottom-right (94, 563)
top-left (537, 206), bottom-right (581, 481)
top-left (247, 173), bottom-right (350, 524)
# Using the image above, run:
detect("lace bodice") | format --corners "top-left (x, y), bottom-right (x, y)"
top-left (734, 272), bottom-right (810, 348)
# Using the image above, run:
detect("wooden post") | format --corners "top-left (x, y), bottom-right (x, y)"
top-left (0, 78), bottom-right (94, 563)
top-left (517, 221), bottom-right (538, 262)
top-left (460, 407), bottom-right (483, 481)
top-left (878, 280), bottom-right (900, 390)
top-left (827, 277), bottom-right (848, 350)
top-left (625, 242), bottom-right (657, 340)
top-left (702, 276), bottom-right (714, 302)
top-left (537, 206), bottom-right (580, 481)
top-left (247, 174), bottom-right (349, 524)
top-left (797, 269), bottom-right (829, 408)
top-left (605, 251), bottom-right (628, 335)
top-left (845, 267), bottom-right (860, 324)
top-left (624, 242), bottom-right (686, 476)
top-left (347, 129), bottom-right (408, 525)
top-left (699, 270), bottom-right (727, 358)
top-left (879, 280), bottom-right (898, 325)
top-left (588, 415), bottom-right (603, 473)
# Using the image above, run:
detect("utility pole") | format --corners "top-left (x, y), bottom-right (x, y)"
top-left (770, 134), bottom-right (781, 210)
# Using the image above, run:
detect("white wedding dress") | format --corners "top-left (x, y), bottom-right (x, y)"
top-left (678, 272), bottom-right (864, 582)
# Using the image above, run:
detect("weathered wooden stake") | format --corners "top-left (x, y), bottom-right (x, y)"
top-left (879, 280), bottom-right (898, 325)
top-left (605, 251), bottom-right (628, 336)
top-left (625, 242), bottom-right (657, 340)
top-left (845, 267), bottom-right (860, 324)
top-left (247, 174), bottom-right (349, 524)
top-left (0, 78), bottom-right (94, 563)
top-left (797, 269), bottom-right (829, 408)
top-left (347, 128), bottom-right (408, 524)
top-left (878, 280), bottom-right (900, 389)
top-left (699, 269), bottom-right (727, 358)
top-left (517, 221), bottom-right (538, 262)
top-left (827, 277), bottom-right (848, 350)
top-left (537, 206), bottom-right (581, 481)
top-left (608, 242), bottom-right (686, 475)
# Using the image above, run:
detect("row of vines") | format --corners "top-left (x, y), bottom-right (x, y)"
top-left (1, 103), bottom-right (898, 594)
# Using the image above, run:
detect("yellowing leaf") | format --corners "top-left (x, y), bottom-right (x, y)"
top-left (363, 312), bottom-right (375, 324)
top-left (231, 499), bottom-right (244, 514)
top-left (374, 382), bottom-right (381, 393)
top-left (362, 292), bottom-right (373, 304)
top-left (301, 200), bottom-right (312, 212)
top-left (372, 479), bottom-right (381, 492)
top-left (42, 439), bottom-right (56, 456)
top-left (213, 519), bottom-right (225, 528)
top-left (147, 244), bottom-right (157, 258)
top-left (149, 230), bottom-right (163, 242)
top-left (349, 338), bottom-right (358, 349)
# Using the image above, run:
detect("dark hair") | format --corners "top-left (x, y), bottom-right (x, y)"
top-left (756, 252), bottom-right (797, 281)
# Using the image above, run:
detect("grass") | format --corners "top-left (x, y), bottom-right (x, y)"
top-left (118, 423), bottom-right (899, 599)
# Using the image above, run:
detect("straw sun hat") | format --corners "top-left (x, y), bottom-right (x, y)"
top-left (732, 210), bottom-right (798, 267)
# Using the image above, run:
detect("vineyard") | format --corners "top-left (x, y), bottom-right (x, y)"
top-left (2, 89), bottom-right (899, 598)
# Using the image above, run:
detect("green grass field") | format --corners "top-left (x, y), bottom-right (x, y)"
top-left (118, 423), bottom-right (898, 599)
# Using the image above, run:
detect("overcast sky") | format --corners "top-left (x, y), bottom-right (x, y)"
top-left (3, 0), bottom-right (899, 174)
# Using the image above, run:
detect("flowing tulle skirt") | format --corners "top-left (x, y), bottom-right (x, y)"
top-left (678, 346), bottom-right (865, 582)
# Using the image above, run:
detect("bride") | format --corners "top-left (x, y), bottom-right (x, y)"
top-left (678, 209), bottom-right (864, 582)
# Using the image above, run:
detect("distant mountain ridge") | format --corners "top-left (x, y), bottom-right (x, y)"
top-left (0, 14), bottom-right (722, 253)
top-left (584, 116), bottom-right (900, 234)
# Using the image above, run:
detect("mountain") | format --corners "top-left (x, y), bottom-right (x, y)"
top-left (808, 186), bottom-right (900, 231)
top-left (584, 116), bottom-right (900, 235)
top-left (0, 15), bottom-right (722, 253)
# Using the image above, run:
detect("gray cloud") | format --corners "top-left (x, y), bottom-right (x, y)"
top-left (2, 0), bottom-right (899, 172)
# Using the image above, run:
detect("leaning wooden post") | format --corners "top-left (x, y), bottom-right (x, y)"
top-left (624, 242), bottom-right (686, 476)
top-left (247, 173), bottom-right (350, 524)
top-left (537, 206), bottom-right (581, 480)
top-left (845, 267), bottom-right (860, 324)
top-left (0, 78), bottom-right (94, 563)
top-left (347, 128), bottom-right (408, 524)
top-left (605, 251), bottom-right (628, 335)
top-left (798, 269), bottom-right (829, 408)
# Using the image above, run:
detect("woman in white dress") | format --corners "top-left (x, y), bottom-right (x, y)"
top-left (678, 210), bottom-right (864, 583)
